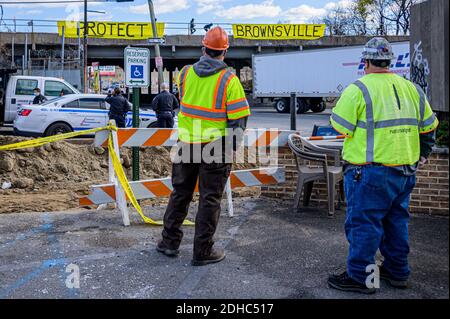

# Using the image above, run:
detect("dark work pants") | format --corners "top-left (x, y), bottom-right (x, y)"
top-left (157, 113), bottom-right (174, 128)
top-left (109, 115), bottom-right (126, 128)
top-left (162, 160), bottom-right (232, 258)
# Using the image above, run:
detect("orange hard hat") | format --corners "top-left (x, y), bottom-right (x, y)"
top-left (202, 26), bottom-right (229, 51)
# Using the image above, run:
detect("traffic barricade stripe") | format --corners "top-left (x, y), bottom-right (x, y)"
top-left (80, 167), bottom-right (285, 205)
top-left (143, 129), bottom-right (176, 147)
top-left (95, 128), bottom-right (300, 148)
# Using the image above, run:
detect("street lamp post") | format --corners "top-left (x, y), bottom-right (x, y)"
top-left (148, 0), bottom-right (164, 92)
top-left (83, 0), bottom-right (88, 93)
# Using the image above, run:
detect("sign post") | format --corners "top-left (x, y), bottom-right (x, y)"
top-left (124, 47), bottom-right (150, 181)
top-left (290, 92), bottom-right (297, 131)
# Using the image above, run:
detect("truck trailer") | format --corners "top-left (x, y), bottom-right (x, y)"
top-left (252, 42), bottom-right (410, 113)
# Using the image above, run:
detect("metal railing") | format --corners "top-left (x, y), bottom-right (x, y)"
top-left (0, 18), bottom-right (408, 36)
top-left (0, 18), bottom-right (234, 35)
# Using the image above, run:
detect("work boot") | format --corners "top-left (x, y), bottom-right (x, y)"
top-left (379, 265), bottom-right (408, 289)
top-left (156, 240), bottom-right (179, 258)
top-left (191, 248), bottom-right (225, 266)
top-left (327, 271), bottom-right (376, 294)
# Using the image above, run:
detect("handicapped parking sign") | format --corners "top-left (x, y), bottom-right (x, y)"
top-left (124, 47), bottom-right (150, 87)
top-left (131, 65), bottom-right (144, 79)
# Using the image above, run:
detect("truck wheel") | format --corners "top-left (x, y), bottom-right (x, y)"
top-left (45, 122), bottom-right (72, 136)
top-left (296, 98), bottom-right (309, 114)
top-left (311, 100), bottom-right (327, 113)
top-left (274, 99), bottom-right (289, 113)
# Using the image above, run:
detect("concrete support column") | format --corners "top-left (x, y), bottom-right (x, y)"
top-left (169, 70), bottom-right (173, 93)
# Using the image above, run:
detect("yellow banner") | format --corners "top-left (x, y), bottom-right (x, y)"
top-left (232, 24), bottom-right (326, 40)
top-left (57, 21), bottom-right (165, 39)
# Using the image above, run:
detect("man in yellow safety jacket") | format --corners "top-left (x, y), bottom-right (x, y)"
top-left (156, 27), bottom-right (251, 266)
top-left (328, 37), bottom-right (439, 294)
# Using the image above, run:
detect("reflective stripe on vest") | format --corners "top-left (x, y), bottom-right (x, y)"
top-left (414, 83), bottom-right (426, 128)
top-left (422, 113), bottom-right (437, 127)
top-left (331, 113), bottom-right (420, 131)
top-left (354, 80), bottom-right (375, 163)
top-left (227, 98), bottom-right (250, 113)
top-left (179, 66), bottom-right (192, 101)
top-left (180, 67), bottom-right (235, 121)
top-left (180, 102), bottom-right (227, 121)
top-left (214, 70), bottom-right (235, 110)
top-left (352, 80), bottom-right (424, 163)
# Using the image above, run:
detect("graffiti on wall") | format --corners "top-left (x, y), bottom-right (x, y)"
top-left (411, 41), bottom-right (431, 96)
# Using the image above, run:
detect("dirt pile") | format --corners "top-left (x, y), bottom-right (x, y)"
top-left (0, 136), bottom-right (259, 213)
top-left (0, 136), bottom-right (172, 213)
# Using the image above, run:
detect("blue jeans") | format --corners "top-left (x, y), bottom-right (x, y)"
top-left (344, 165), bottom-right (416, 284)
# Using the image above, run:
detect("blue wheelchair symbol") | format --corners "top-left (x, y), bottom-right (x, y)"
top-left (131, 65), bottom-right (144, 79)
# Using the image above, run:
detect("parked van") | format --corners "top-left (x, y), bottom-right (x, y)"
top-left (1, 75), bottom-right (80, 124)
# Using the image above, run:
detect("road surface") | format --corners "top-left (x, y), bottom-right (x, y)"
top-left (0, 198), bottom-right (448, 299)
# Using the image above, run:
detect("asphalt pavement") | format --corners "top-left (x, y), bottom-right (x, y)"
top-left (247, 105), bottom-right (332, 134)
top-left (0, 198), bottom-right (448, 299)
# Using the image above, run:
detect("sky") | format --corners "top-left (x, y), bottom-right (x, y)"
top-left (0, 0), bottom-right (352, 33)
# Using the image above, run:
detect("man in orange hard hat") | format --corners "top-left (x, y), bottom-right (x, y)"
top-left (156, 27), bottom-right (251, 266)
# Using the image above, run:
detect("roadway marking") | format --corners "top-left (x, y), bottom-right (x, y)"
top-left (0, 214), bottom-right (79, 298)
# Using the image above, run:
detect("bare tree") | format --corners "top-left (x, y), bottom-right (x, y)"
top-left (321, 0), bottom-right (418, 36)
top-left (322, 6), bottom-right (351, 36)
top-left (348, 0), bottom-right (373, 35)
top-left (384, 0), bottom-right (419, 35)
top-left (367, 0), bottom-right (396, 35)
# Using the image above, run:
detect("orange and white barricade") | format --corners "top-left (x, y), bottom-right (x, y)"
top-left (86, 127), bottom-right (344, 226)
top-left (93, 128), bottom-right (296, 148)
top-left (80, 167), bottom-right (285, 206)
top-left (86, 128), bottom-right (293, 225)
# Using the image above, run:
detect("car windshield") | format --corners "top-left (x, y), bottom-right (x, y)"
top-left (40, 96), bottom-right (67, 106)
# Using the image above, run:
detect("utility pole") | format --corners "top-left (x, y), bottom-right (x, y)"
top-left (24, 33), bottom-right (28, 75)
top-left (147, 0), bottom-right (164, 92)
top-left (61, 25), bottom-right (65, 75)
top-left (83, 0), bottom-right (88, 93)
top-left (11, 18), bottom-right (15, 68)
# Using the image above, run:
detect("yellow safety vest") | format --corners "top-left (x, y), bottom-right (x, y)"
top-left (177, 65), bottom-right (251, 144)
top-left (331, 73), bottom-right (439, 166)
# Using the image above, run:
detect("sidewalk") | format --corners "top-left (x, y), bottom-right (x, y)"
top-left (0, 197), bottom-right (448, 299)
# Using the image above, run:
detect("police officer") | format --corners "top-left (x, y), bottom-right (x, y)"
top-left (32, 88), bottom-right (47, 105)
top-left (156, 27), bottom-right (251, 266)
top-left (151, 82), bottom-right (179, 128)
top-left (328, 38), bottom-right (439, 294)
top-left (105, 87), bottom-right (130, 128)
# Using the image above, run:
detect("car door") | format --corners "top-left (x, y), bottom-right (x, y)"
top-left (44, 80), bottom-right (77, 98)
top-left (62, 97), bottom-right (107, 130)
top-left (9, 78), bottom-right (38, 122)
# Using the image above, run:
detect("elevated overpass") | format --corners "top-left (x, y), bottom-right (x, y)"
top-left (1, 32), bottom-right (409, 73)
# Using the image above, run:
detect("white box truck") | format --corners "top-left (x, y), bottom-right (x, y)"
top-left (252, 42), bottom-right (410, 113)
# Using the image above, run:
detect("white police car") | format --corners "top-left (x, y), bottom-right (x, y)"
top-left (14, 94), bottom-right (166, 137)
